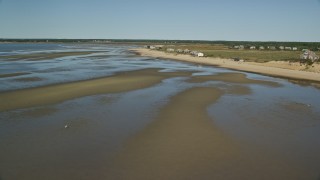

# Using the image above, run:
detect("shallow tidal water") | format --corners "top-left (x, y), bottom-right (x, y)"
top-left (0, 43), bottom-right (320, 180)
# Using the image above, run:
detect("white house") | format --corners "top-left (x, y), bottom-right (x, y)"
top-left (250, 46), bottom-right (256, 50)
top-left (279, 46), bottom-right (285, 50)
top-left (268, 46), bottom-right (276, 50)
top-left (183, 49), bottom-right (191, 54)
top-left (285, 47), bottom-right (292, 51)
top-left (300, 50), bottom-right (319, 62)
top-left (292, 47), bottom-right (298, 51)
top-left (166, 48), bottom-right (175, 52)
top-left (150, 46), bottom-right (156, 50)
top-left (259, 46), bottom-right (265, 50)
top-left (176, 49), bottom-right (183, 53)
top-left (197, 52), bottom-right (204, 57)
top-left (190, 51), bottom-right (198, 56)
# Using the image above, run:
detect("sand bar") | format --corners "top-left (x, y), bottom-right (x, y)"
top-left (0, 68), bottom-right (192, 112)
top-left (107, 87), bottom-right (306, 180)
top-left (133, 48), bottom-right (320, 82)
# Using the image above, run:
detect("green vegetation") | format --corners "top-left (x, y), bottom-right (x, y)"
top-left (158, 44), bottom-right (304, 62)
top-left (202, 49), bottom-right (301, 62)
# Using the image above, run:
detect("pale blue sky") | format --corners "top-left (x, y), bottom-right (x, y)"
top-left (0, 0), bottom-right (319, 41)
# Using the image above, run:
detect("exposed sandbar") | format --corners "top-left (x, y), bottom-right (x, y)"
top-left (133, 48), bottom-right (320, 83)
top-left (0, 69), bottom-right (192, 112)
top-left (188, 72), bottom-right (281, 87)
top-left (106, 87), bottom-right (306, 180)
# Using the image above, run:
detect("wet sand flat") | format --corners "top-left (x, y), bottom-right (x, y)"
top-left (0, 51), bottom-right (100, 61)
top-left (0, 69), bottom-right (192, 112)
top-left (0, 44), bottom-right (319, 180)
top-left (106, 87), bottom-right (306, 180)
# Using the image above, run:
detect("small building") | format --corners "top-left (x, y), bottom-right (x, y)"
top-left (292, 47), bottom-right (298, 51)
top-left (268, 46), bottom-right (276, 50)
top-left (183, 49), bottom-right (191, 54)
top-left (197, 52), bottom-right (204, 57)
top-left (150, 46), bottom-right (156, 50)
top-left (279, 46), bottom-right (285, 50)
top-left (166, 48), bottom-right (175, 52)
top-left (154, 45), bottom-right (164, 50)
top-left (250, 46), bottom-right (256, 50)
top-left (285, 47), bottom-right (292, 51)
top-left (259, 46), bottom-right (265, 50)
top-left (190, 51), bottom-right (204, 57)
top-left (300, 50), bottom-right (319, 63)
top-left (190, 51), bottom-right (198, 56)
top-left (233, 45), bottom-right (244, 50)
top-left (176, 49), bottom-right (182, 53)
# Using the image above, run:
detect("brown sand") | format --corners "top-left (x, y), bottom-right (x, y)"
top-left (133, 48), bottom-right (320, 82)
top-left (106, 87), bottom-right (306, 180)
top-left (0, 69), bottom-right (192, 112)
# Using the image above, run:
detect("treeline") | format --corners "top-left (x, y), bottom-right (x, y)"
top-left (1, 39), bottom-right (319, 50)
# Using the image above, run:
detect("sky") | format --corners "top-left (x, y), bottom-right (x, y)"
top-left (0, 0), bottom-right (320, 41)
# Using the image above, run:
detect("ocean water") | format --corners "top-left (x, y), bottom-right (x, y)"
top-left (0, 43), bottom-right (319, 180)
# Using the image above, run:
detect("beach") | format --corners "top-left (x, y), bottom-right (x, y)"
top-left (133, 48), bottom-right (320, 82)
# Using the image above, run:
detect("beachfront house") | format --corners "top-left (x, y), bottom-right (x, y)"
top-left (268, 46), bottom-right (276, 50)
top-left (145, 45), bottom-right (157, 50)
top-left (300, 50), bottom-right (319, 63)
top-left (259, 46), bottom-right (265, 50)
top-left (233, 45), bottom-right (244, 50)
top-left (155, 45), bottom-right (164, 50)
top-left (190, 51), bottom-right (198, 56)
top-left (176, 49), bottom-right (183, 53)
top-left (183, 49), bottom-right (191, 54)
top-left (167, 48), bottom-right (175, 52)
top-left (197, 52), bottom-right (204, 57)
top-left (150, 46), bottom-right (156, 50)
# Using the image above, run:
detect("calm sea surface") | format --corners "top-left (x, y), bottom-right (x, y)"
top-left (0, 43), bottom-right (319, 179)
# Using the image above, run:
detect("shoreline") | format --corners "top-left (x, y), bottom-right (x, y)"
top-left (132, 48), bottom-right (320, 83)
